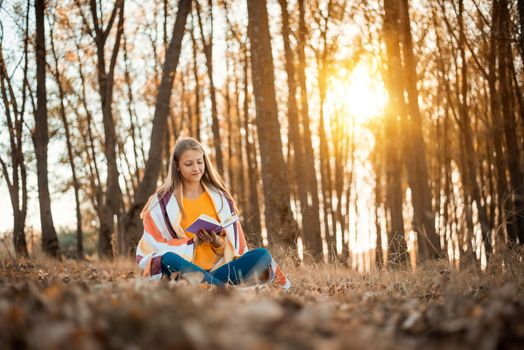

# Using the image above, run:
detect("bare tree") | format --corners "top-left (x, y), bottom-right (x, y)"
top-left (246, 0), bottom-right (299, 248)
top-left (296, 0), bottom-right (323, 258)
top-left (189, 12), bottom-right (202, 140)
top-left (383, 0), bottom-right (408, 265)
top-left (48, 13), bottom-right (84, 258)
top-left (221, 1), bottom-right (262, 245)
top-left (35, 0), bottom-right (61, 258)
top-left (311, 0), bottom-right (336, 256)
top-left (456, 0), bottom-right (492, 256)
top-left (195, 0), bottom-right (223, 173)
top-left (398, 0), bottom-right (442, 260)
top-left (120, 0), bottom-right (192, 255)
top-left (518, 0), bottom-right (524, 65)
top-left (0, 2), bottom-right (31, 258)
top-left (241, 46), bottom-right (262, 246)
top-left (74, 0), bottom-right (125, 257)
top-left (278, 0), bottom-right (322, 259)
top-left (498, 0), bottom-right (524, 246)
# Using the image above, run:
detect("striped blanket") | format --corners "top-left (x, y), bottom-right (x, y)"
top-left (136, 184), bottom-right (291, 289)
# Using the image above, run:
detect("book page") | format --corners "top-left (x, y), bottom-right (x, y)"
top-left (198, 214), bottom-right (220, 225)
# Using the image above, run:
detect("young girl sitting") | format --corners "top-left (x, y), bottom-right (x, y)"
top-left (136, 137), bottom-right (290, 289)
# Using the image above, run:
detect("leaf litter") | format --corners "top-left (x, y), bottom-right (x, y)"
top-left (0, 258), bottom-right (523, 349)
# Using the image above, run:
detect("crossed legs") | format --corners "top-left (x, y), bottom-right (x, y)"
top-left (160, 248), bottom-right (273, 287)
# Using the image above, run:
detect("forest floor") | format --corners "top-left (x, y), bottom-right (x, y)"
top-left (0, 251), bottom-right (523, 350)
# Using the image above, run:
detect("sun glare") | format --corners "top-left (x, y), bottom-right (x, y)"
top-left (328, 63), bottom-right (387, 124)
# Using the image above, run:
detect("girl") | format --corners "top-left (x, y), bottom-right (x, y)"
top-left (136, 137), bottom-right (290, 289)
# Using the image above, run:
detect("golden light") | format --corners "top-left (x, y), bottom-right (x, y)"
top-left (327, 62), bottom-right (387, 124)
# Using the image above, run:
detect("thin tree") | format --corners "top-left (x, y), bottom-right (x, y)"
top-left (383, 0), bottom-right (408, 265)
top-left (457, 0), bottom-right (492, 256)
top-left (195, 0), bottom-right (223, 173)
top-left (518, 0), bottom-right (524, 65)
top-left (35, 0), bottom-right (61, 258)
top-left (221, 0), bottom-right (262, 245)
top-left (498, 0), bottom-right (524, 245)
top-left (311, 0), bottom-right (336, 255)
top-left (0, 3), bottom-right (31, 258)
top-left (370, 125), bottom-right (384, 267)
top-left (233, 61), bottom-right (246, 213)
top-left (189, 11), bottom-right (202, 140)
top-left (120, 0), bottom-right (192, 255)
top-left (242, 47), bottom-right (262, 246)
top-left (486, 0), bottom-right (513, 246)
top-left (74, 0), bottom-right (125, 257)
top-left (246, 0), bottom-right (299, 248)
top-left (122, 34), bottom-right (145, 190)
top-left (398, 0), bottom-right (442, 259)
top-left (296, 0), bottom-right (323, 258)
top-left (48, 14), bottom-right (84, 258)
top-left (278, 0), bottom-right (322, 259)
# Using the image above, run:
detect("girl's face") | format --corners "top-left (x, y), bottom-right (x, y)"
top-left (177, 149), bottom-right (205, 184)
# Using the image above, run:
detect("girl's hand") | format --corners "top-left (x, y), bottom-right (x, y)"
top-left (209, 229), bottom-right (225, 248)
top-left (193, 233), bottom-right (203, 248)
top-left (196, 229), bottom-right (224, 248)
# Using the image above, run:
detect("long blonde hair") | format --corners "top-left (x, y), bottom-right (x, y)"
top-left (157, 137), bottom-right (237, 214)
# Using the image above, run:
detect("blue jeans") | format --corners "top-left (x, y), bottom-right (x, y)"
top-left (160, 247), bottom-right (273, 287)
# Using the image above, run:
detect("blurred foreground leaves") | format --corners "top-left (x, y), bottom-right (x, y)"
top-left (0, 260), bottom-right (523, 350)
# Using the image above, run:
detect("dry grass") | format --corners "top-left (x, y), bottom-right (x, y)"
top-left (282, 256), bottom-right (521, 300)
top-left (0, 249), bottom-right (523, 349)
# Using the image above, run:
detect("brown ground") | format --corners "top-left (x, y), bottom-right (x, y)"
top-left (0, 253), bottom-right (523, 350)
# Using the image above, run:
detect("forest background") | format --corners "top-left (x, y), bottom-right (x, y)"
top-left (1, 0), bottom-right (524, 271)
top-left (1, 1), bottom-right (524, 349)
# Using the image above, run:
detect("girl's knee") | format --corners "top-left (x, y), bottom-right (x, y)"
top-left (252, 247), bottom-right (272, 265)
top-left (162, 252), bottom-right (183, 262)
top-left (161, 252), bottom-right (186, 271)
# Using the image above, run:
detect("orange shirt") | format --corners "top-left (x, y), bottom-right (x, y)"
top-left (180, 192), bottom-right (225, 270)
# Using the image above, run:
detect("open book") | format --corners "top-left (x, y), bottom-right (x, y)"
top-left (186, 213), bottom-right (239, 234)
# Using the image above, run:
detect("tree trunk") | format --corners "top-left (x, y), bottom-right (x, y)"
top-left (0, 82), bottom-right (29, 258)
top-left (518, 0), bottom-right (524, 65)
top-left (241, 49), bottom-right (262, 246)
top-left (0, 4), bottom-right (30, 258)
top-left (246, 0), bottom-right (299, 249)
top-left (433, 4), bottom-right (477, 265)
top-left (278, 0), bottom-right (321, 260)
top-left (296, 0), bottom-right (323, 259)
top-left (341, 119), bottom-right (356, 263)
top-left (221, 0), bottom-right (247, 217)
top-left (190, 14), bottom-right (202, 140)
top-left (373, 146), bottom-right (384, 268)
top-left (499, 0), bottom-right (524, 245)
top-left (489, 0), bottom-right (513, 245)
top-left (78, 0), bottom-right (126, 258)
top-left (49, 24), bottom-right (84, 259)
top-left (123, 34), bottom-right (144, 189)
top-left (225, 43), bottom-right (235, 193)
top-left (383, 0), bottom-right (408, 266)
top-left (120, 0), bottom-right (191, 255)
top-left (35, 0), bottom-right (60, 258)
top-left (458, 0), bottom-right (492, 257)
top-left (433, 7), bottom-right (453, 260)
top-left (233, 55), bottom-right (246, 214)
top-left (399, 0), bottom-right (441, 260)
top-left (317, 17), bottom-right (335, 259)
top-left (195, 0), bottom-right (223, 173)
